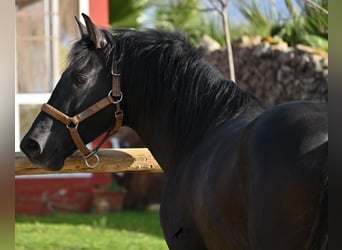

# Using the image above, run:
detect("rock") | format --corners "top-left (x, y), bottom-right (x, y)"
top-left (205, 39), bottom-right (327, 105)
top-left (200, 35), bottom-right (221, 52)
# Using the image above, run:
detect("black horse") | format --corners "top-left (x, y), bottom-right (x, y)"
top-left (21, 14), bottom-right (328, 249)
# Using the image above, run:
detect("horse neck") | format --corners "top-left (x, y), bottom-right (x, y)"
top-left (121, 56), bottom-right (260, 173)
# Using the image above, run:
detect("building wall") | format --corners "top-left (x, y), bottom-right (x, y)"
top-left (15, 174), bottom-right (112, 215)
top-left (16, 0), bottom-right (112, 216)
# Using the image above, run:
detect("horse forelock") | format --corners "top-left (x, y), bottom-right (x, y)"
top-left (67, 31), bottom-right (114, 71)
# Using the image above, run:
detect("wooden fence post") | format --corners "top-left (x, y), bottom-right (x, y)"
top-left (15, 148), bottom-right (163, 175)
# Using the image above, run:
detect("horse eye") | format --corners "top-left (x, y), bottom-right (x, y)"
top-left (73, 72), bottom-right (88, 85)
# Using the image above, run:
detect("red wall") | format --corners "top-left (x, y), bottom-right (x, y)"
top-left (15, 174), bottom-right (112, 215)
top-left (89, 0), bottom-right (109, 27)
top-left (15, 0), bottom-right (112, 216)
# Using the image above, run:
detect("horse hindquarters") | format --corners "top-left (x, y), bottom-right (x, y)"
top-left (242, 102), bottom-right (327, 250)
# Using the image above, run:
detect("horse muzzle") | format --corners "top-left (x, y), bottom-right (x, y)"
top-left (20, 114), bottom-right (71, 170)
top-left (20, 134), bottom-right (67, 170)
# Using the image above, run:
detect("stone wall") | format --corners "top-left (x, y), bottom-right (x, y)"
top-left (206, 38), bottom-right (328, 106)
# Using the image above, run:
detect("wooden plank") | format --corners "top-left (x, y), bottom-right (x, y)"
top-left (15, 148), bottom-right (163, 175)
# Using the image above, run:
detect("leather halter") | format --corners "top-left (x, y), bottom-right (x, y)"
top-left (41, 67), bottom-right (123, 168)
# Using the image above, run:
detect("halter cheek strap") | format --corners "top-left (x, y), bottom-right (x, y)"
top-left (41, 69), bottom-right (123, 168)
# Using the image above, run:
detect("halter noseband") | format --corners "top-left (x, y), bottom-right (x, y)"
top-left (41, 66), bottom-right (123, 168)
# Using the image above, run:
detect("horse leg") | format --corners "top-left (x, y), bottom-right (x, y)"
top-left (160, 188), bottom-right (207, 249)
top-left (163, 224), bottom-right (206, 250)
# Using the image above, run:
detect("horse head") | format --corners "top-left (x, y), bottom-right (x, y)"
top-left (20, 14), bottom-right (119, 170)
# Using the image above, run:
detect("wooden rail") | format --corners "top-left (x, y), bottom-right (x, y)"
top-left (15, 148), bottom-right (163, 175)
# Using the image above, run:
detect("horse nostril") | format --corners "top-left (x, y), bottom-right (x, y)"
top-left (21, 138), bottom-right (42, 159)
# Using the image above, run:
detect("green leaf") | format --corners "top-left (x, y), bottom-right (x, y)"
top-left (302, 33), bottom-right (328, 51)
top-left (110, 0), bottom-right (150, 28)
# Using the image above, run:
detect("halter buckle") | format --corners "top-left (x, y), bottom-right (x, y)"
top-left (115, 110), bottom-right (123, 118)
top-left (111, 66), bottom-right (120, 77)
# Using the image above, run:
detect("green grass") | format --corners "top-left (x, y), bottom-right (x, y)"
top-left (16, 211), bottom-right (168, 250)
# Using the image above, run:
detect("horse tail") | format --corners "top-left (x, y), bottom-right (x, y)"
top-left (307, 141), bottom-right (328, 250)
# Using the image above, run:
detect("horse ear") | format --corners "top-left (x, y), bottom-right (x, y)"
top-left (81, 13), bottom-right (107, 49)
top-left (74, 16), bottom-right (87, 38)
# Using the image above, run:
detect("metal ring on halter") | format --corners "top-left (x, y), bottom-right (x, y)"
top-left (66, 121), bottom-right (79, 129)
top-left (84, 152), bottom-right (100, 168)
top-left (108, 90), bottom-right (123, 104)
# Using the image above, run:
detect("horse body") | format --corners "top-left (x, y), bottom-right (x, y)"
top-left (242, 101), bottom-right (328, 250)
top-left (160, 117), bottom-right (254, 249)
top-left (20, 14), bottom-right (327, 249)
top-left (158, 101), bottom-right (327, 250)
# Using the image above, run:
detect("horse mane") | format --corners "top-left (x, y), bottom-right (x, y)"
top-left (109, 29), bottom-right (260, 118)
top-left (68, 28), bottom-right (263, 161)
